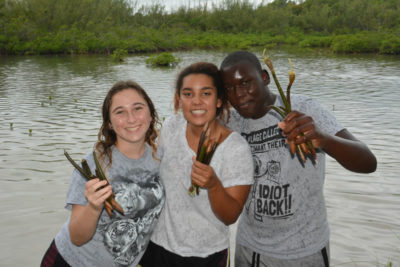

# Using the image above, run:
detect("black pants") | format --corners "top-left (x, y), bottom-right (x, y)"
top-left (139, 241), bottom-right (229, 267)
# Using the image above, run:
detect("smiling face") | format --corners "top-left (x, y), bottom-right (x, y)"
top-left (221, 61), bottom-right (271, 119)
top-left (179, 73), bottom-right (222, 129)
top-left (109, 89), bottom-right (152, 149)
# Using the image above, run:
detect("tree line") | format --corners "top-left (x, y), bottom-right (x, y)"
top-left (1, 0), bottom-right (399, 55)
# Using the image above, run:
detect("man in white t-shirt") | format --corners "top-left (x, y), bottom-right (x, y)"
top-left (220, 51), bottom-right (377, 267)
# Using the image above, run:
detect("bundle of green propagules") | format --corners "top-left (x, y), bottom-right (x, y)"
top-left (64, 150), bottom-right (124, 217)
top-left (262, 49), bottom-right (316, 163)
top-left (188, 122), bottom-right (220, 197)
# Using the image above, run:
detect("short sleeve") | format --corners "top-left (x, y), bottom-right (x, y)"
top-left (64, 153), bottom-right (94, 210)
top-left (216, 132), bottom-right (254, 188)
top-left (295, 95), bottom-right (344, 136)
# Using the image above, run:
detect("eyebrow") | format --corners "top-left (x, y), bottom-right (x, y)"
top-left (181, 86), bottom-right (214, 91)
top-left (111, 102), bottom-right (146, 113)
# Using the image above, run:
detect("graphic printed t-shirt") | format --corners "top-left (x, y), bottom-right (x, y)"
top-left (228, 94), bottom-right (343, 259)
top-left (55, 145), bottom-right (165, 267)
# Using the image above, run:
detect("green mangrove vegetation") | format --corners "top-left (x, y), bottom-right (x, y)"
top-left (145, 52), bottom-right (181, 67)
top-left (1, 0), bottom-right (399, 55)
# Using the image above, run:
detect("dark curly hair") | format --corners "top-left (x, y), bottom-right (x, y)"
top-left (173, 62), bottom-right (230, 122)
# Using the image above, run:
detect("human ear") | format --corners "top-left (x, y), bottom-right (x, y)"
top-left (217, 98), bottom-right (222, 108)
top-left (262, 70), bottom-right (270, 85)
top-left (173, 92), bottom-right (181, 113)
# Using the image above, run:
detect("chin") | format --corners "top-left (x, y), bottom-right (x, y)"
top-left (188, 117), bottom-right (212, 127)
top-left (237, 109), bottom-right (253, 119)
top-left (191, 120), bottom-right (209, 127)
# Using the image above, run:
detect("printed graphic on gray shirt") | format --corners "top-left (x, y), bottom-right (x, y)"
top-left (96, 169), bottom-right (164, 266)
top-left (242, 124), bottom-right (293, 222)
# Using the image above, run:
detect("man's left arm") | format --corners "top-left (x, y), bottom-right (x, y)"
top-left (279, 110), bottom-right (377, 173)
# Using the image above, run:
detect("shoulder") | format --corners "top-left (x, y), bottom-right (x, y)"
top-left (160, 114), bottom-right (185, 135)
top-left (290, 94), bottom-right (314, 108)
top-left (226, 108), bottom-right (243, 132)
top-left (158, 114), bottom-right (185, 152)
top-left (291, 94), bottom-right (343, 134)
top-left (221, 132), bottom-right (251, 155)
top-left (226, 131), bottom-right (247, 145)
top-left (216, 132), bottom-right (254, 184)
top-left (144, 143), bottom-right (159, 166)
top-left (291, 94), bottom-right (329, 114)
top-left (229, 108), bottom-right (243, 122)
top-left (162, 113), bottom-right (184, 129)
top-left (76, 151), bottom-right (96, 169)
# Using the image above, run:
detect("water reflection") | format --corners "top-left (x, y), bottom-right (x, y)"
top-left (0, 50), bottom-right (399, 266)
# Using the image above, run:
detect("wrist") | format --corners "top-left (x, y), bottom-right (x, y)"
top-left (208, 177), bottom-right (222, 193)
top-left (87, 202), bottom-right (103, 215)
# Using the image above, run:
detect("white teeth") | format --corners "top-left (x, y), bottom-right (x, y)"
top-left (127, 126), bottom-right (140, 131)
top-left (192, 110), bottom-right (206, 114)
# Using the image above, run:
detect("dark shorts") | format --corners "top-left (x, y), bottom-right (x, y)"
top-left (235, 243), bottom-right (330, 267)
top-left (139, 241), bottom-right (230, 267)
top-left (41, 239), bottom-right (70, 267)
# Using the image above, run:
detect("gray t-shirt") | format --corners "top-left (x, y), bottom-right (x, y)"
top-left (55, 144), bottom-right (165, 267)
top-left (228, 94), bottom-right (343, 260)
top-left (150, 114), bottom-right (254, 257)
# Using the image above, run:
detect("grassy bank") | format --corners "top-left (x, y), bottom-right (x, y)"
top-left (1, 0), bottom-right (399, 55)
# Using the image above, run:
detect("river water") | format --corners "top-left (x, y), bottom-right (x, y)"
top-left (0, 49), bottom-right (399, 266)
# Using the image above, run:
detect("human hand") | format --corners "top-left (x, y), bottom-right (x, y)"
top-left (278, 110), bottom-right (328, 149)
top-left (191, 156), bottom-right (219, 190)
top-left (85, 178), bottom-right (112, 212)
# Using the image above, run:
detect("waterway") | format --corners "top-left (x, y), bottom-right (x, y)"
top-left (0, 49), bottom-right (399, 266)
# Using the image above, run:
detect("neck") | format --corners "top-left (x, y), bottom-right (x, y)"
top-left (249, 90), bottom-right (277, 120)
top-left (115, 141), bottom-right (146, 159)
top-left (260, 91), bottom-right (277, 118)
top-left (186, 118), bottom-right (221, 151)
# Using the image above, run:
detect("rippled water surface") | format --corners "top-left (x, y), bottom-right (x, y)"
top-left (1, 50), bottom-right (399, 266)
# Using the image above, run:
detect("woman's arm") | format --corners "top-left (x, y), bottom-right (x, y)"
top-left (69, 179), bottom-right (112, 246)
top-left (191, 158), bottom-right (251, 225)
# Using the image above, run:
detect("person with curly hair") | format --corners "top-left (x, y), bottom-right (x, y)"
top-left (41, 80), bottom-right (165, 267)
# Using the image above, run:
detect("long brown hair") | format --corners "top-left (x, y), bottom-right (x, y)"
top-left (95, 80), bottom-right (160, 166)
top-left (173, 62), bottom-right (230, 122)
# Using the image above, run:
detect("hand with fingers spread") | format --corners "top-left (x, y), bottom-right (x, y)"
top-left (85, 178), bottom-right (113, 212)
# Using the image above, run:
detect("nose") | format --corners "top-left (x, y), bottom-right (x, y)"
top-left (192, 94), bottom-right (202, 105)
top-left (127, 110), bottom-right (137, 122)
top-left (234, 85), bottom-right (247, 97)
